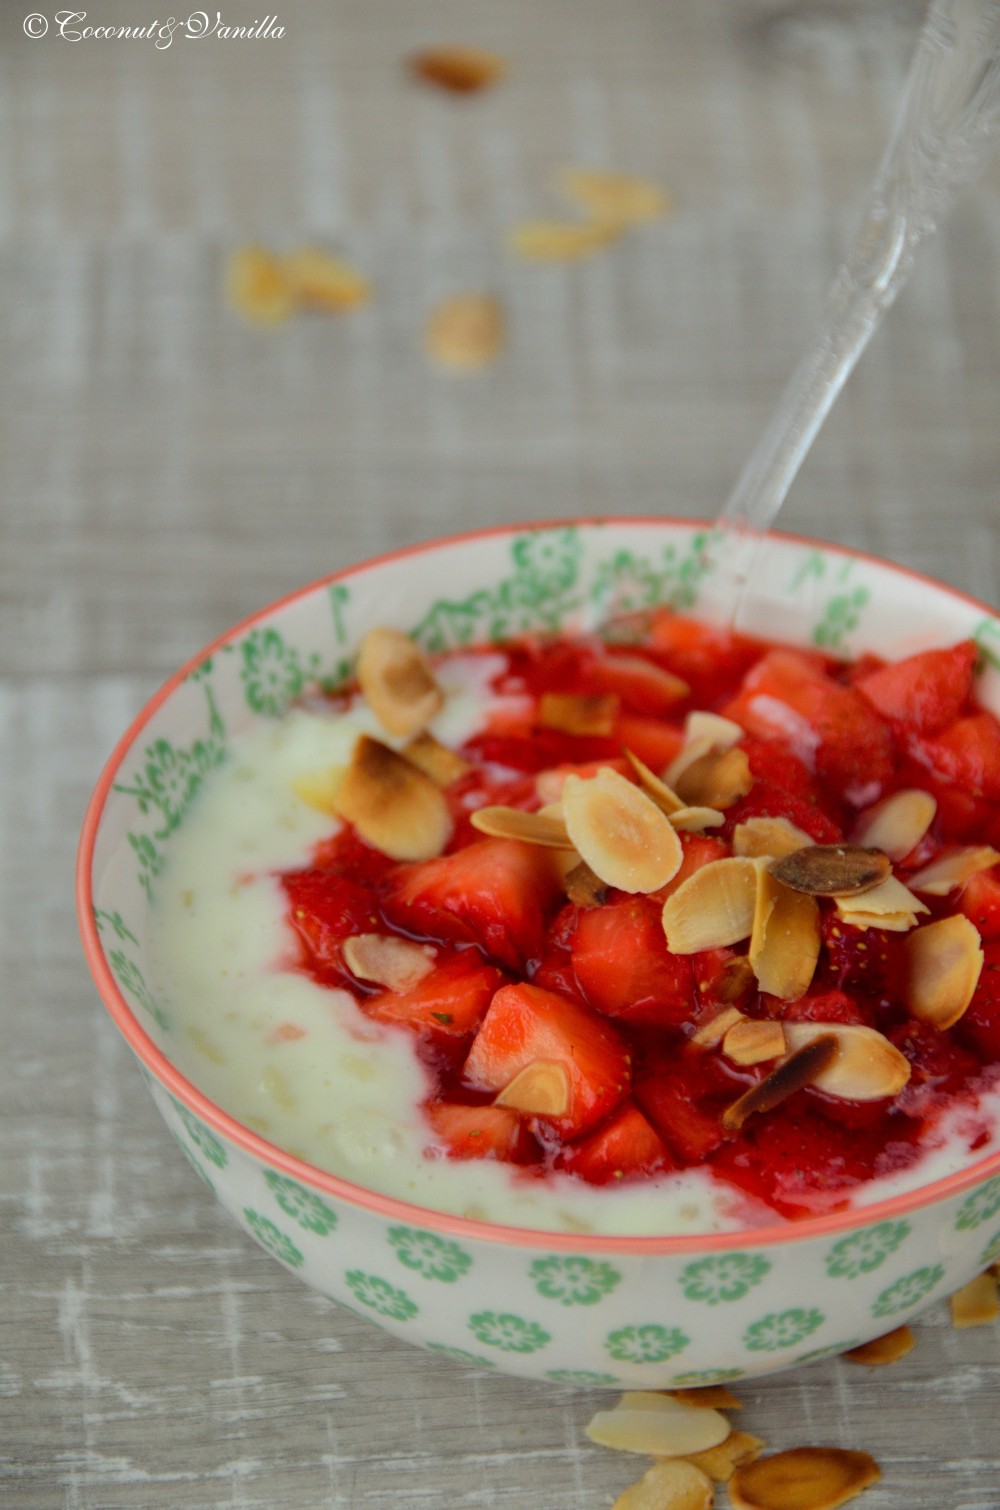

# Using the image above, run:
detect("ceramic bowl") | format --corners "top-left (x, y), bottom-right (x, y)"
top-left (77, 519), bottom-right (1000, 1387)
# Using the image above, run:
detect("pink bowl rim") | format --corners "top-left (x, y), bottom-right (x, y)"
top-left (77, 516), bottom-right (1000, 1256)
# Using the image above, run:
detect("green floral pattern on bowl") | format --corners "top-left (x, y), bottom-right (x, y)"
top-left (824, 1221), bottom-right (911, 1279)
top-left (388, 1227), bottom-right (472, 1283)
top-left (604, 1325), bottom-right (689, 1365)
top-left (678, 1254), bottom-right (771, 1305)
top-left (345, 1272), bottom-right (418, 1322)
top-left (264, 1170), bottom-right (338, 1235)
top-left (955, 1177), bottom-right (1000, 1231)
top-left (743, 1309), bottom-right (825, 1353)
top-left (243, 1209), bottom-right (304, 1269)
top-left (871, 1264), bottom-right (946, 1319)
top-left (529, 1256), bottom-right (622, 1307)
top-left (468, 1312), bottom-right (551, 1355)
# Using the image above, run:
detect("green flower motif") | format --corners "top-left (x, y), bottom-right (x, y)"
top-left (107, 949), bottom-right (170, 1032)
top-left (812, 587), bottom-right (870, 649)
top-left (511, 528), bottom-right (581, 602)
top-left (825, 1220), bottom-right (911, 1280)
top-left (240, 627), bottom-right (314, 717)
top-left (387, 1227), bottom-right (472, 1283)
top-left (670, 1368), bottom-right (746, 1386)
top-left (345, 1271), bottom-right (418, 1322)
top-left (127, 830), bottom-right (165, 900)
top-left (604, 1325), bottom-right (690, 1365)
top-left (872, 1264), bottom-right (946, 1319)
top-left (467, 1311), bottom-right (551, 1355)
top-left (263, 1170), bottom-right (338, 1235)
top-left (589, 535), bottom-right (715, 621)
top-left (955, 1177), bottom-right (1000, 1232)
top-left (93, 909), bottom-right (139, 945)
top-left (743, 1308), bottom-right (825, 1353)
top-left (425, 1343), bottom-right (496, 1369)
top-left (529, 1256), bottom-right (622, 1307)
top-left (243, 1209), bottom-right (304, 1269)
top-left (174, 1103), bottom-right (228, 1169)
top-left (173, 1135), bottom-right (215, 1195)
top-left (545, 1369), bottom-right (621, 1386)
top-left (678, 1254), bottom-right (771, 1306)
top-left (979, 1226), bottom-right (1000, 1268)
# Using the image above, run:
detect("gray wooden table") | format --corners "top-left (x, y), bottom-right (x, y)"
top-left (3, 2), bottom-right (999, 1505)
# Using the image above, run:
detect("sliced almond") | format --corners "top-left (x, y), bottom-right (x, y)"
top-left (669, 1385), bottom-right (742, 1411)
top-left (494, 1060), bottom-right (570, 1117)
top-left (624, 748), bottom-right (685, 815)
top-left (662, 858), bottom-right (758, 953)
top-left (402, 731), bottom-right (471, 787)
top-left (769, 846), bottom-right (891, 898)
top-left (356, 627), bottom-right (443, 737)
top-left (585, 1394), bottom-right (730, 1458)
top-left (341, 933), bottom-right (435, 992)
top-left (291, 765), bottom-right (344, 815)
top-left (612, 1459), bottom-right (713, 1510)
top-left (690, 1005), bottom-right (746, 1049)
top-left (684, 1430), bottom-right (766, 1483)
top-left (721, 1036), bottom-right (839, 1131)
top-left (750, 868), bottom-right (821, 1002)
top-left (728, 1447), bottom-right (880, 1510)
top-left (732, 816), bottom-right (814, 861)
top-left (563, 860), bottom-right (609, 909)
top-left (226, 245), bottom-right (295, 324)
top-left (508, 219), bottom-right (622, 261)
top-left (674, 746), bottom-right (753, 811)
top-left (700, 955), bottom-right (757, 1006)
top-left (907, 845), bottom-right (1000, 896)
top-left (470, 805), bottom-right (574, 848)
top-left (538, 691), bottom-right (619, 737)
top-left (333, 734), bottom-right (452, 861)
top-left (284, 248), bottom-right (371, 311)
top-left (562, 768), bottom-right (683, 894)
top-left (834, 875), bottom-right (929, 932)
top-left (557, 167), bottom-right (674, 227)
top-left (426, 292), bottom-right (504, 370)
top-left (669, 806), bottom-right (727, 833)
top-left (724, 1018), bottom-right (787, 1066)
top-left (949, 1271), bottom-right (1000, 1328)
top-left (598, 654), bottom-right (689, 704)
top-left (685, 711), bottom-right (745, 750)
top-left (409, 45), bottom-right (506, 93)
top-left (904, 914), bottom-right (984, 1030)
top-left (844, 1326), bottom-right (915, 1366)
top-left (783, 1023), bottom-right (911, 1102)
top-left (850, 789), bottom-right (937, 862)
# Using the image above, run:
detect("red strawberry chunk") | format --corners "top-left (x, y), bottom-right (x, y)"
top-left (819, 914), bottom-right (904, 1003)
top-left (362, 953), bottom-right (503, 1038)
top-left (383, 838), bottom-right (562, 972)
top-left (711, 1106), bottom-right (888, 1219)
top-left (648, 611), bottom-right (763, 707)
top-left (912, 713), bottom-right (1000, 802)
top-left (856, 640), bottom-right (977, 735)
top-left (571, 894), bottom-right (695, 1028)
top-left (957, 942), bottom-right (1000, 1060)
top-left (557, 1101), bottom-right (673, 1185)
top-left (424, 1101), bottom-right (538, 1164)
top-left (691, 947), bottom-right (757, 1015)
top-left (655, 833), bottom-right (730, 902)
top-left (959, 869), bottom-right (1000, 942)
top-left (588, 651), bottom-right (690, 717)
top-left (634, 1049), bottom-right (734, 1165)
top-left (462, 982), bottom-right (632, 1139)
top-left (281, 870), bottom-right (381, 985)
top-left (722, 779), bottom-right (843, 846)
top-left (613, 715), bottom-right (686, 773)
top-left (781, 986), bottom-right (870, 1028)
top-left (890, 1019), bottom-right (983, 1125)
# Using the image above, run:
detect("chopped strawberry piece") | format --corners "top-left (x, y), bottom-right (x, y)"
top-left (383, 838), bottom-right (562, 972)
top-left (912, 713), bottom-right (1000, 802)
top-left (819, 915), bottom-right (904, 1003)
top-left (571, 894), bottom-right (695, 1028)
top-left (462, 982), bottom-right (632, 1139)
top-left (781, 986), bottom-right (871, 1028)
top-left (588, 651), bottom-right (690, 717)
top-left (712, 1105), bottom-right (890, 1219)
top-left (281, 870), bottom-right (381, 985)
top-left (722, 779), bottom-right (843, 846)
top-left (958, 869), bottom-right (1000, 942)
top-left (362, 953), bottom-right (503, 1037)
top-left (463, 729), bottom-right (619, 773)
top-left (424, 1101), bottom-right (538, 1163)
top-left (648, 611), bottom-right (763, 707)
top-left (956, 942), bottom-right (1000, 1060)
top-left (890, 1019), bottom-right (983, 1124)
top-left (691, 947), bottom-right (757, 1014)
top-left (634, 1050), bottom-right (734, 1164)
top-left (531, 903), bottom-right (585, 1000)
top-left (613, 715), bottom-right (686, 773)
top-left (740, 736), bottom-right (829, 807)
top-left (856, 640), bottom-right (977, 735)
top-left (557, 1101), bottom-right (673, 1185)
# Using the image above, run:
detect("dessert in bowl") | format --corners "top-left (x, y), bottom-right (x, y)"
top-left (77, 519), bottom-right (1000, 1385)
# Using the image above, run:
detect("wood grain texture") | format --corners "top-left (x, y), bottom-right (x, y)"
top-left (3, 2), bottom-right (999, 1505)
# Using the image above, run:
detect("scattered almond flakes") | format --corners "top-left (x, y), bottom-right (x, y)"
top-left (732, 816), bottom-right (814, 861)
top-left (563, 860), bottom-right (609, 909)
top-left (674, 746), bottom-right (754, 810)
top-left (470, 804), bottom-right (574, 848)
top-left (333, 734), bottom-right (452, 861)
top-left (585, 1394), bottom-right (730, 1458)
top-left (904, 914), bottom-right (984, 1029)
top-left (833, 875), bottom-right (929, 932)
top-left (669, 1385), bottom-right (742, 1411)
top-left (724, 1018), bottom-right (787, 1066)
top-left (721, 1035), bottom-right (839, 1131)
top-left (408, 44), bottom-right (507, 93)
top-left (508, 218), bottom-right (622, 261)
top-left (844, 1326), bottom-right (915, 1365)
top-left (782, 1023), bottom-right (911, 1102)
top-left (728, 1447), bottom-right (880, 1510)
top-left (426, 292), bottom-right (504, 370)
top-left (683, 1430), bottom-right (766, 1482)
top-left (950, 1272), bottom-right (1000, 1327)
top-left (291, 766), bottom-right (344, 815)
top-left (562, 768), bottom-right (683, 894)
top-left (557, 167), bottom-right (674, 227)
top-left (285, 248), bottom-right (371, 311)
top-left (226, 246), bottom-right (295, 324)
top-left (623, 748), bottom-right (685, 815)
top-left (669, 805), bottom-right (726, 833)
top-left (402, 731), bottom-right (471, 786)
top-left (495, 1059), bottom-right (570, 1117)
top-left (749, 867), bottom-right (821, 1002)
top-left (612, 1458), bottom-right (712, 1510)
top-left (769, 845), bottom-right (891, 898)
top-left (341, 933), bottom-right (435, 992)
top-left (662, 857), bottom-right (758, 953)
top-left (907, 845), bottom-right (1000, 896)
top-left (850, 789), bottom-right (937, 861)
top-left (690, 1005), bottom-right (745, 1049)
top-left (356, 626), bottom-right (443, 737)
top-left (539, 691), bottom-right (619, 736)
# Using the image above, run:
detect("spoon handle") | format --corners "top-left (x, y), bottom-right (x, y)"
top-left (717, 0), bottom-right (1000, 586)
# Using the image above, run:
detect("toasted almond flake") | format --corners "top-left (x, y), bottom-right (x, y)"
top-left (623, 748), bottom-right (685, 815)
top-left (494, 1059), bottom-right (570, 1117)
top-left (284, 248), bottom-right (371, 311)
top-left (291, 766), bottom-right (344, 815)
top-left (907, 845), bottom-right (1000, 896)
top-left (664, 734), bottom-right (714, 788)
top-left (749, 868), bottom-right (821, 1002)
top-left (783, 1023), bottom-right (911, 1101)
top-left (724, 1018), bottom-right (787, 1066)
top-left (557, 167), bottom-right (674, 227)
top-left (585, 1395), bottom-right (730, 1458)
top-left (662, 857), bottom-right (758, 953)
top-left (539, 691), bottom-right (619, 736)
top-left (612, 1459), bottom-right (713, 1510)
top-left (226, 246), bottom-right (295, 324)
top-left (769, 845), bottom-right (891, 898)
top-left (602, 655), bottom-right (689, 703)
top-left (690, 1005), bottom-right (746, 1048)
top-left (508, 218), bottom-right (622, 261)
top-left (834, 875), bottom-right (929, 931)
top-left (669, 1385), bottom-right (742, 1411)
top-left (844, 1326), bottom-right (915, 1366)
top-left (356, 627), bottom-right (443, 738)
top-left (949, 1272), bottom-right (1000, 1328)
top-left (426, 292), bottom-right (504, 370)
top-left (732, 816), bottom-right (814, 861)
top-left (563, 860), bottom-right (609, 909)
top-left (674, 746), bottom-right (754, 810)
top-left (669, 806), bottom-right (727, 833)
top-left (685, 711), bottom-right (745, 749)
top-left (402, 731), bottom-right (471, 786)
top-left (341, 933), bottom-right (435, 992)
top-left (409, 44), bottom-right (506, 93)
top-left (683, 1431), bottom-right (766, 1482)
top-left (850, 789), bottom-right (937, 861)
top-left (722, 1035), bottom-right (839, 1131)
top-left (333, 734), bottom-right (452, 861)
top-left (470, 805), bottom-right (574, 848)
top-left (729, 1447), bottom-right (880, 1510)
top-left (562, 768), bottom-right (683, 894)
top-left (904, 914), bottom-right (984, 1029)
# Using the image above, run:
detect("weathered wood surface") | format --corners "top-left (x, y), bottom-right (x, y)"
top-left (3, 2), bottom-right (999, 1505)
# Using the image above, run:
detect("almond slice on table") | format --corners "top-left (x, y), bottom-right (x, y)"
top-left (612, 1459), bottom-right (713, 1510)
top-left (690, 1005), bottom-right (745, 1049)
top-left (674, 746), bottom-right (754, 810)
top-left (356, 627), bottom-right (444, 737)
top-left (623, 748), bottom-right (685, 816)
top-left (508, 219), bottom-right (622, 261)
top-left (662, 857), bottom-right (758, 953)
top-left (904, 913), bottom-right (983, 1029)
top-left (907, 845), bottom-right (1000, 895)
top-left (562, 768), bottom-right (683, 893)
top-left (844, 1326), bottom-right (915, 1365)
top-left (669, 1385), bottom-right (742, 1411)
top-left (426, 293), bottom-right (504, 370)
top-left (728, 1447), bottom-right (880, 1510)
top-left (226, 245), bottom-right (295, 324)
top-left (291, 766), bottom-right (344, 815)
top-left (834, 875), bottom-right (929, 932)
top-left (850, 789), bottom-right (937, 861)
top-left (556, 167), bottom-right (674, 227)
top-left (782, 1023), bottom-right (911, 1101)
top-left (749, 868), bottom-right (821, 1002)
top-left (732, 816), bottom-right (814, 861)
top-left (722, 1036), bottom-right (840, 1131)
top-left (470, 805), bottom-right (574, 848)
top-left (495, 1060), bottom-right (570, 1117)
top-left (333, 735), bottom-right (452, 861)
top-left (668, 806), bottom-right (727, 833)
top-left (769, 846), bottom-right (891, 898)
top-left (684, 1430), bottom-right (766, 1482)
top-left (284, 248), bottom-right (371, 311)
top-left (724, 1018), bottom-right (788, 1066)
top-left (585, 1393), bottom-right (730, 1457)
top-left (949, 1271), bottom-right (1000, 1328)
top-left (538, 691), bottom-right (619, 736)
top-left (341, 934), bottom-right (435, 992)
top-left (408, 44), bottom-right (507, 93)
top-left (402, 731), bottom-right (471, 786)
